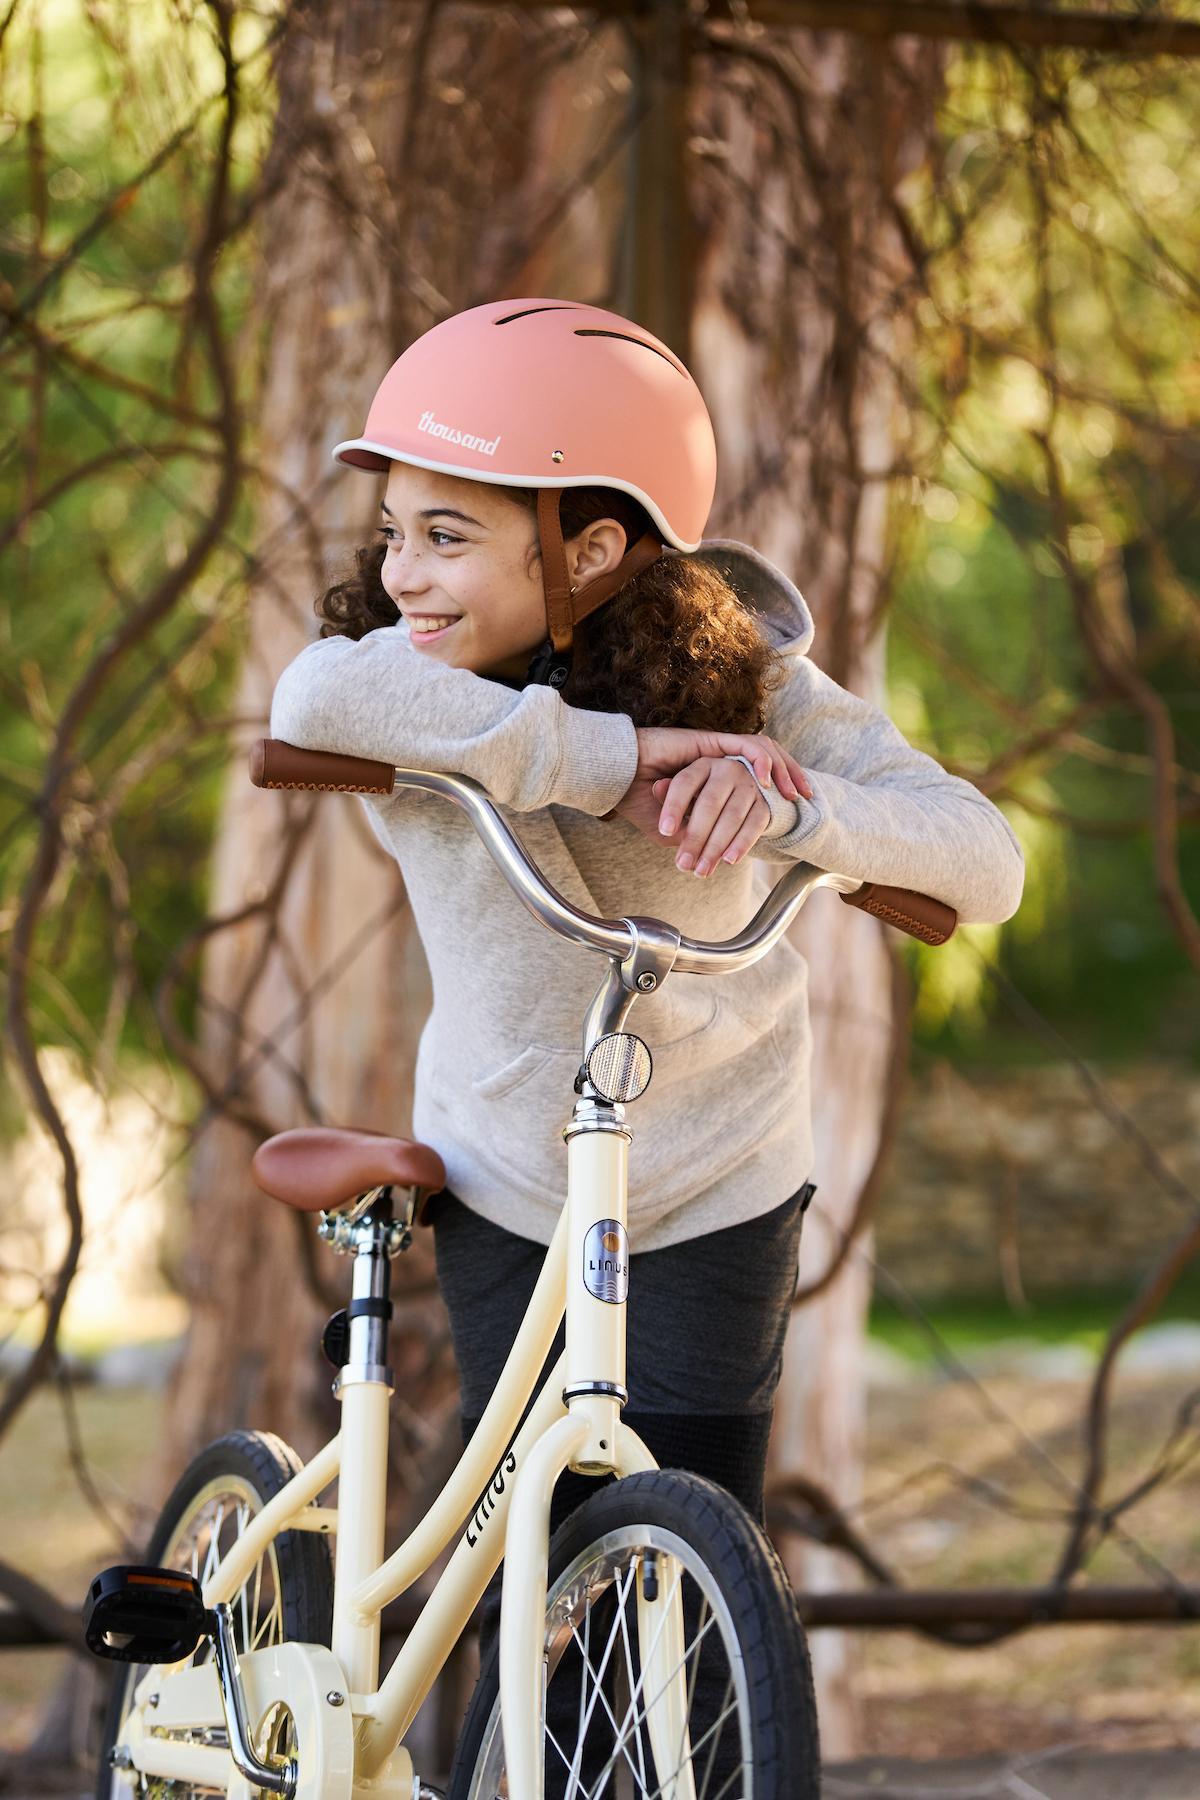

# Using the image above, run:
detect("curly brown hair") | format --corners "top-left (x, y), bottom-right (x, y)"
top-left (315, 484), bottom-right (784, 732)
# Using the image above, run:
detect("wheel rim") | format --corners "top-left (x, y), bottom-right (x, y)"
top-left (107, 1474), bottom-right (294, 1799)
top-left (466, 1524), bottom-right (754, 1800)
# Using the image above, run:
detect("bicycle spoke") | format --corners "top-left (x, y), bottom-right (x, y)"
top-left (672, 1693), bottom-right (741, 1799)
top-left (614, 1573), bottom-right (648, 1793)
top-left (591, 1678), bottom-right (741, 1800)
top-left (563, 1561), bottom-right (645, 1793)
top-left (633, 1607), bottom-right (718, 1738)
top-left (600, 1558), bottom-right (684, 1760)
top-left (575, 1569), bottom-right (672, 1792)
top-left (696, 1673), bottom-right (735, 1798)
top-left (238, 1503), bottom-right (252, 1650)
top-left (675, 1595), bottom-right (710, 1778)
top-left (546, 1717), bottom-right (594, 1799)
top-left (699, 1754), bottom-right (746, 1800)
top-left (201, 1501), bottom-right (225, 1589)
top-left (582, 1562), bottom-right (694, 1800)
top-left (569, 1634), bottom-right (639, 1789)
top-left (566, 1600), bottom-right (623, 1762)
top-left (188, 1491), bottom-right (280, 1657)
top-left (251, 1560), bottom-right (282, 1652)
top-left (249, 1547), bottom-right (266, 1648)
top-left (598, 1605), bottom-right (727, 1799)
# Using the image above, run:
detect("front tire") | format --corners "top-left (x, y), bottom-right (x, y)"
top-left (448, 1467), bottom-right (820, 1800)
top-left (94, 1429), bottom-right (334, 1800)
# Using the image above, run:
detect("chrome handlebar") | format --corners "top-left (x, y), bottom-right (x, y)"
top-left (250, 735), bottom-right (960, 1058)
top-left (391, 767), bottom-right (857, 981)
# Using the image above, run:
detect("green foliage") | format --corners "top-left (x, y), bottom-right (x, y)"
top-left (870, 1267), bottom-right (1200, 1363)
top-left (885, 42), bottom-right (1200, 1070)
top-left (0, 3), bottom-right (278, 1099)
top-left (2, 5), bottom-right (1197, 1106)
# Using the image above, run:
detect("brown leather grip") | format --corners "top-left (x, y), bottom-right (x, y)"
top-left (838, 881), bottom-right (957, 945)
top-left (250, 739), bottom-right (396, 795)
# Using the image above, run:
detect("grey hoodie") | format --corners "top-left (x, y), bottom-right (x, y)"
top-left (269, 541), bottom-right (1024, 1250)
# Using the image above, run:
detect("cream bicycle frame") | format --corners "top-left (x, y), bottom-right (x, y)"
top-left (119, 761), bottom-right (866, 1799)
top-left (124, 1094), bottom-right (697, 1800)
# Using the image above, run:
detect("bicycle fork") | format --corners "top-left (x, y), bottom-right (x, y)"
top-left (500, 1093), bottom-right (697, 1800)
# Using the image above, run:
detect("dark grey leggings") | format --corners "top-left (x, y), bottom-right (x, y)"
top-left (434, 1184), bottom-right (812, 1794)
top-left (432, 1180), bottom-right (811, 1594)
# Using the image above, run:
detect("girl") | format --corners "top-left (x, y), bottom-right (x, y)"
top-left (269, 296), bottom-right (1024, 1779)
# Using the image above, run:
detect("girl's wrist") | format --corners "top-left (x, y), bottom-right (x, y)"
top-left (723, 753), bottom-right (773, 807)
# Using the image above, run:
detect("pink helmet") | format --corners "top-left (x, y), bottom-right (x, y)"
top-left (332, 298), bottom-right (718, 657)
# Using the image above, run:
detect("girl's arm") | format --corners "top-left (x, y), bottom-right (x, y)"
top-left (653, 656), bottom-right (1024, 927)
top-left (754, 656), bottom-right (1024, 925)
top-left (269, 627), bottom-right (639, 817)
top-left (270, 626), bottom-right (811, 822)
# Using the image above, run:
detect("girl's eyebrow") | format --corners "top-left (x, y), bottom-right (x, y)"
top-left (380, 500), bottom-right (485, 528)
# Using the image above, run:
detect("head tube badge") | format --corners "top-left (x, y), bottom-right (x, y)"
top-left (583, 1219), bottom-right (629, 1304)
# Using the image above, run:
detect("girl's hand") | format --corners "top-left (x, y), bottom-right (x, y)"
top-left (650, 757), bottom-right (774, 874)
top-left (632, 725), bottom-right (811, 804)
top-left (610, 727), bottom-right (811, 868)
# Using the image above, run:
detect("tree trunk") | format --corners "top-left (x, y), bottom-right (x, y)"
top-left (155, 1), bottom-right (945, 1760)
top-left (689, 31), bottom-right (946, 1755)
top-left (155, 0), bottom-right (634, 1484)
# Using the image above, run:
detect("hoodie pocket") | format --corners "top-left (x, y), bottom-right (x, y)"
top-left (469, 983), bottom-right (721, 1105)
top-left (472, 1044), bottom-right (557, 1102)
top-left (441, 976), bottom-right (802, 1215)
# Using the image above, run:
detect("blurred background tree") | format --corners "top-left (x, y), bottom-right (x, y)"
top-left (3, 8), bottom-right (1195, 1100)
top-left (2, 0), bottom-right (1198, 1782)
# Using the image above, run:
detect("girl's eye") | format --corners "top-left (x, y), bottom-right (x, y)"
top-left (375, 524), bottom-right (463, 547)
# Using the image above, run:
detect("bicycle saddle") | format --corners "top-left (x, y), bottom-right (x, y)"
top-left (251, 1127), bottom-right (446, 1224)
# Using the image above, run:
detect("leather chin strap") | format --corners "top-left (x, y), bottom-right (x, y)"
top-left (536, 487), bottom-right (664, 655)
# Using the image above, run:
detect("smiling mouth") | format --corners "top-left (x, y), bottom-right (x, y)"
top-left (406, 614), bottom-right (462, 639)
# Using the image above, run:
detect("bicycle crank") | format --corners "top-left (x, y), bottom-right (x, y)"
top-left (85, 1564), bottom-right (299, 1798)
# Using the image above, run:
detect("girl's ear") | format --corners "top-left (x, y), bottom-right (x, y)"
top-left (567, 517), bottom-right (628, 588)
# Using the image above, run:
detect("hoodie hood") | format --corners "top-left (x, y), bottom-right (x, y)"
top-left (679, 538), bottom-right (815, 657)
top-left (517, 536), bottom-right (815, 690)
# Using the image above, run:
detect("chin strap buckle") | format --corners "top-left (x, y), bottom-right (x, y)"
top-left (525, 639), bottom-right (572, 688)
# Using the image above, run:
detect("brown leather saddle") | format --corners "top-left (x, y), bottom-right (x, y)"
top-left (251, 1127), bottom-right (446, 1226)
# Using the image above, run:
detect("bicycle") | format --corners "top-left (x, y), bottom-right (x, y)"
top-left (84, 735), bottom-right (956, 1800)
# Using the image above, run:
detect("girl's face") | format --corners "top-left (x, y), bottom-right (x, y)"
top-left (377, 463), bottom-right (625, 680)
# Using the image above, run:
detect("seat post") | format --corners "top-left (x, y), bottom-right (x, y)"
top-left (329, 1194), bottom-right (396, 1695)
top-left (345, 1201), bottom-right (395, 1381)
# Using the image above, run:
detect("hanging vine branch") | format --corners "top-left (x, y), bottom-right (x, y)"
top-left (1, 0), bottom-right (1198, 1769)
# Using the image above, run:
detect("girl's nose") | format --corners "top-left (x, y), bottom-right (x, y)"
top-left (385, 542), bottom-right (430, 594)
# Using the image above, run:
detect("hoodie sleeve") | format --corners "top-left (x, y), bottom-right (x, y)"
top-left (268, 625), bottom-right (638, 817)
top-left (751, 653), bottom-right (1025, 926)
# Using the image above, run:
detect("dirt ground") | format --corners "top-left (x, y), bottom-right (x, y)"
top-left (839, 1363), bottom-right (1200, 1766)
top-left (6, 1747), bottom-right (1200, 1798)
top-left (824, 1746), bottom-right (1200, 1797)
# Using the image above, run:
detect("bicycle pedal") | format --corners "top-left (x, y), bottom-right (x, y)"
top-left (83, 1564), bottom-right (209, 1664)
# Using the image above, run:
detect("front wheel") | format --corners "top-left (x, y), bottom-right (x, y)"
top-left (94, 1428), bottom-right (334, 1800)
top-left (448, 1467), bottom-right (820, 1800)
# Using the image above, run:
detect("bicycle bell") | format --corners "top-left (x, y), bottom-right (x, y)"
top-left (582, 1032), bottom-right (653, 1104)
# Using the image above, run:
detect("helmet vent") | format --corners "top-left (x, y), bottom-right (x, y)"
top-left (574, 329), bottom-right (685, 375)
top-left (494, 304), bottom-right (580, 325)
